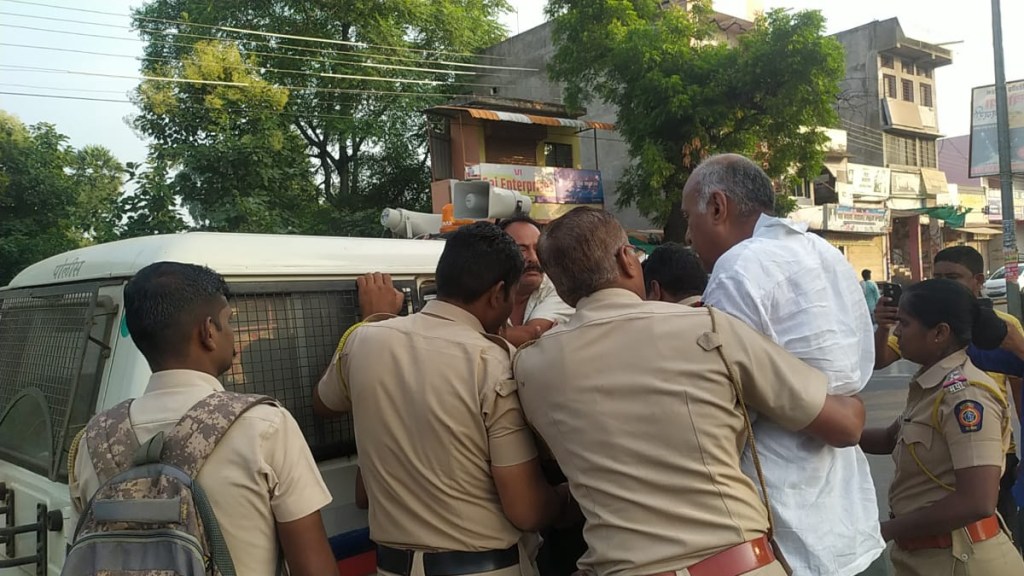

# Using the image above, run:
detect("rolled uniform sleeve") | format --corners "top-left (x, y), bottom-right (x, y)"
top-left (260, 407), bottom-right (333, 523)
top-left (715, 311), bottom-right (828, 432)
top-left (940, 385), bottom-right (1008, 470)
top-left (316, 348), bottom-right (351, 412)
top-left (483, 377), bottom-right (538, 467)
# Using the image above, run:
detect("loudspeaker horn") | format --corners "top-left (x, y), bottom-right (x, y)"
top-left (380, 208), bottom-right (443, 238)
top-left (452, 181), bottom-right (533, 220)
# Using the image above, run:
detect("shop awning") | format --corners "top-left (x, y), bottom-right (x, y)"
top-left (952, 226), bottom-right (1003, 236)
top-left (432, 106), bottom-right (616, 131)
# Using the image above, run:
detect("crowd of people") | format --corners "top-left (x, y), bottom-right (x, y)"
top-left (68, 153), bottom-right (1024, 576)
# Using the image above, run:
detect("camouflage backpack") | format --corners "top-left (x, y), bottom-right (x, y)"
top-left (62, 391), bottom-right (276, 576)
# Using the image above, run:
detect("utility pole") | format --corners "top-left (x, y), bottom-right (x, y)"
top-left (992, 0), bottom-right (1021, 317)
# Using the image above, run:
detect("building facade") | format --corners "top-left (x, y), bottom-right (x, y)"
top-left (831, 18), bottom-right (965, 283)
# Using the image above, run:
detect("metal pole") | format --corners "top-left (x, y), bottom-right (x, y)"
top-left (993, 0), bottom-right (1021, 317)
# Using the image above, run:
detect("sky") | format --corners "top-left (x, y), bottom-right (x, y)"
top-left (0, 0), bottom-right (1021, 166)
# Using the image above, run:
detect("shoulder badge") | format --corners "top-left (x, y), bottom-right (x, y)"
top-left (954, 399), bottom-right (984, 433)
top-left (942, 368), bottom-right (970, 394)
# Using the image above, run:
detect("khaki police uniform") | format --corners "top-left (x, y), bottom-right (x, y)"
top-left (70, 370), bottom-right (332, 576)
top-left (317, 300), bottom-right (541, 576)
top-left (513, 289), bottom-right (830, 576)
top-left (888, 349), bottom-right (1024, 576)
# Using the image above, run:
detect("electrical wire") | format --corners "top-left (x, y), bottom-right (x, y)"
top-left (0, 42), bottom-right (510, 89)
top-left (0, 64), bottom-right (467, 99)
top-left (0, 90), bottom-right (370, 122)
top-left (0, 22), bottom-right (521, 78)
top-left (0, 0), bottom-right (533, 68)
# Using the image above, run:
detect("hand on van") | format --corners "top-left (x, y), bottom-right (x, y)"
top-left (357, 272), bottom-right (405, 317)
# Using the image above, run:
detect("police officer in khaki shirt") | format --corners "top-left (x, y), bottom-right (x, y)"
top-left (514, 208), bottom-right (867, 576)
top-left (314, 223), bottom-right (572, 576)
top-left (861, 279), bottom-right (1024, 576)
top-left (70, 262), bottom-right (338, 576)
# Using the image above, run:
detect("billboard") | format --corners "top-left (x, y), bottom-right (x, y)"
top-left (465, 163), bottom-right (604, 206)
top-left (844, 163), bottom-right (891, 199)
top-left (825, 205), bottom-right (890, 234)
top-left (969, 80), bottom-right (1024, 177)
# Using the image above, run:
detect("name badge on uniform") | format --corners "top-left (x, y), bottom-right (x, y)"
top-left (942, 368), bottom-right (969, 395)
top-left (954, 400), bottom-right (984, 433)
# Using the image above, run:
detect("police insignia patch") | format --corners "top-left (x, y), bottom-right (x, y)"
top-left (942, 369), bottom-right (969, 394)
top-left (954, 400), bottom-right (984, 433)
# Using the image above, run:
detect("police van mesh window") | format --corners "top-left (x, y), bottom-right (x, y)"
top-left (220, 285), bottom-right (362, 461)
top-left (0, 285), bottom-right (114, 481)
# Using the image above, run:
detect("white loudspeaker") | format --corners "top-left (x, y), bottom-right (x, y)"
top-left (380, 208), bottom-right (443, 238)
top-left (452, 181), bottom-right (533, 220)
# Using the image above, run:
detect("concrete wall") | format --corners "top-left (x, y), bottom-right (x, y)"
top-left (834, 23), bottom-right (886, 167)
top-left (471, 22), bottom-right (652, 229)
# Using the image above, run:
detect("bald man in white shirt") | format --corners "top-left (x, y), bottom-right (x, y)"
top-left (683, 154), bottom-right (884, 576)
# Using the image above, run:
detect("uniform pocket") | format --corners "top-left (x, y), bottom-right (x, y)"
top-left (900, 422), bottom-right (934, 450)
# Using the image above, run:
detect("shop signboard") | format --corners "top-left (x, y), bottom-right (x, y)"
top-left (825, 205), bottom-right (890, 234)
top-left (845, 163), bottom-right (891, 199)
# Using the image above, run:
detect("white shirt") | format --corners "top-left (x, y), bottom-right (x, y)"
top-left (513, 275), bottom-right (574, 325)
top-left (703, 215), bottom-right (884, 576)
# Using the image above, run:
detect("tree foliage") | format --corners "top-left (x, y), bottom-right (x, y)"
top-left (0, 112), bottom-right (132, 285)
top-left (546, 0), bottom-right (845, 239)
top-left (131, 0), bottom-right (512, 234)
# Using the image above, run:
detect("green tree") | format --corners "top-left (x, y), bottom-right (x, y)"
top-left (133, 41), bottom-right (321, 232)
top-left (546, 0), bottom-right (845, 240)
top-left (131, 0), bottom-right (511, 232)
top-left (118, 158), bottom-right (187, 239)
top-left (70, 145), bottom-right (126, 244)
top-left (0, 112), bottom-right (80, 285)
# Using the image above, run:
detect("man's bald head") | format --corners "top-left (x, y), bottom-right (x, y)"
top-left (682, 153), bottom-right (775, 271)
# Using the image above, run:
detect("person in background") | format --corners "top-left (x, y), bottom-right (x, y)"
top-left (684, 153), bottom-right (884, 575)
top-left (515, 207), bottom-right (867, 576)
top-left (875, 245), bottom-right (1023, 549)
top-left (860, 279), bottom-right (1024, 575)
top-left (497, 216), bottom-right (586, 575)
top-left (861, 269), bottom-right (881, 320)
top-left (498, 216), bottom-right (575, 348)
top-left (642, 242), bottom-right (708, 306)
top-left (70, 262), bottom-right (338, 576)
top-left (314, 223), bottom-right (572, 576)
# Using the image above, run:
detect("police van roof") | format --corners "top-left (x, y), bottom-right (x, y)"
top-left (4, 232), bottom-right (446, 289)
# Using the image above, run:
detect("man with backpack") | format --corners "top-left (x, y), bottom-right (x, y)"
top-left (66, 261), bottom-right (338, 576)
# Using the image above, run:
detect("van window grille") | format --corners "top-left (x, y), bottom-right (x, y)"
top-left (220, 283), bottom-right (380, 461)
top-left (0, 284), bottom-right (114, 480)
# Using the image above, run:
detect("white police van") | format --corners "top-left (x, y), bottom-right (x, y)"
top-left (0, 232), bottom-right (445, 575)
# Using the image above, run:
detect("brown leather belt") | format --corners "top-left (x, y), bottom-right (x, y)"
top-left (648, 535), bottom-right (775, 576)
top-left (896, 515), bottom-right (1002, 551)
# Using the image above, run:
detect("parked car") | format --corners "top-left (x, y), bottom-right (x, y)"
top-left (984, 266), bottom-right (1008, 299)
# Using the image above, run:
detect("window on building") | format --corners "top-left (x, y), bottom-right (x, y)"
top-left (919, 139), bottom-right (937, 168)
top-left (880, 54), bottom-right (894, 69)
top-left (920, 83), bottom-right (933, 108)
top-left (901, 79), bottom-right (915, 102)
top-left (901, 59), bottom-right (915, 75)
top-left (544, 142), bottom-right (574, 168)
top-left (885, 133), bottom-right (919, 167)
top-left (883, 74), bottom-right (897, 98)
top-left (919, 66), bottom-right (933, 79)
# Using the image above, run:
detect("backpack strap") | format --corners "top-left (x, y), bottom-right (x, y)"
top-left (83, 399), bottom-right (140, 485)
top-left (160, 391), bottom-right (277, 478)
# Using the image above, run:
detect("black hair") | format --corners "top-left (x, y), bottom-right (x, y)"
top-left (901, 278), bottom-right (1006, 350)
top-left (497, 215), bottom-right (543, 232)
top-left (934, 245), bottom-right (984, 276)
top-left (642, 242), bottom-right (708, 297)
top-left (861, 269), bottom-right (871, 280)
top-left (435, 221), bottom-right (524, 303)
top-left (124, 261), bottom-right (231, 364)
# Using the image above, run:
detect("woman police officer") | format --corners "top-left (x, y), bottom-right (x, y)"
top-left (860, 279), bottom-right (1024, 575)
